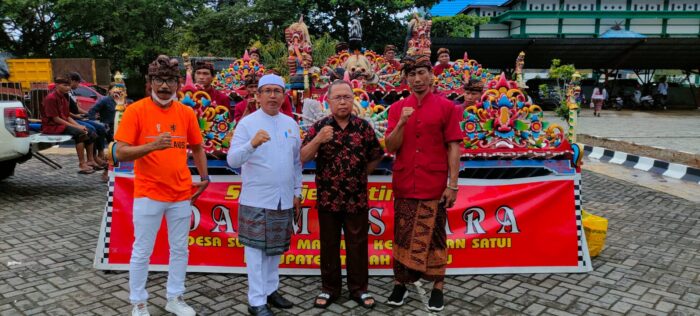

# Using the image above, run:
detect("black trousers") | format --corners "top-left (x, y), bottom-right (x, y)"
top-left (318, 209), bottom-right (369, 299)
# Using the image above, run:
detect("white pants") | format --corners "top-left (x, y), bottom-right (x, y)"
top-left (129, 197), bottom-right (191, 304)
top-left (245, 246), bottom-right (281, 307)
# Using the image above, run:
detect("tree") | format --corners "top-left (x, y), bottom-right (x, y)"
top-left (431, 14), bottom-right (489, 38)
top-left (176, 0), bottom-right (441, 58)
top-left (1, 0), bottom-right (205, 76)
top-left (2, 0), bottom-right (449, 79)
top-left (546, 59), bottom-right (578, 119)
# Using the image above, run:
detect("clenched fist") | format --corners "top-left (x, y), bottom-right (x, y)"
top-left (314, 126), bottom-right (334, 144)
top-left (399, 107), bottom-right (415, 125)
top-left (251, 129), bottom-right (271, 148)
top-left (151, 132), bottom-right (172, 151)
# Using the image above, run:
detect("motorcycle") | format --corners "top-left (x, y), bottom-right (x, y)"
top-left (613, 96), bottom-right (623, 111)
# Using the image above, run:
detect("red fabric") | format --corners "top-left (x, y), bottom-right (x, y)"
top-left (386, 91), bottom-right (462, 200)
top-left (202, 86), bottom-right (231, 110)
top-left (41, 91), bottom-right (69, 134)
top-left (433, 63), bottom-right (451, 76)
top-left (387, 59), bottom-right (402, 71)
top-left (233, 96), bottom-right (294, 123)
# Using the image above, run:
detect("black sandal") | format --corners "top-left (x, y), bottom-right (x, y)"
top-left (313, 292), bottom-right (336, 308)
top-left (352, 293), bottom-right (375, 309)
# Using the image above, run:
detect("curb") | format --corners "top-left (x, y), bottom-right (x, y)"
top-left (583, 145), bottom-right (700, 184)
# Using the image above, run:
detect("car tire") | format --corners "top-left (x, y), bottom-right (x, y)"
top-left (0, 160), bottom-right (17, 180)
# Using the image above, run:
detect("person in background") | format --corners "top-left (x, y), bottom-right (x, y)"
top-left (89, 82), bottom-right (121, 181)
top-left (192, 61), bottom-right (231, 111)
top-left (432, 48), bottom-right (452, 76)
top-left (459, 79), bottom-right (484, 112)
top-left (657, 76), bottom-right (668, 110)
top-left (233, 74), bottom-right (259, 123)
top-left (591, 85), bottom-right (606, 117)
top-left (67, 72), bottom-right (107, 169)
top-left (41, 76), bottom-right (96, 174)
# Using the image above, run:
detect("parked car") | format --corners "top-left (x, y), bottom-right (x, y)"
top-left (48, 82), bottom-right (106, 112)
top-left (0, 100), bottom-right (31, 180)
top-left (525, 78), bottom-right (561, 110)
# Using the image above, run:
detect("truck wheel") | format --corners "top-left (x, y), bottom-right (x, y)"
top-left (0, 161), bottom-right (17, 180)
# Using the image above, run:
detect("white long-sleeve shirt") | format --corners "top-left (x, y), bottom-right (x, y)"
top-left (227, 109), bottom-right (302, 210)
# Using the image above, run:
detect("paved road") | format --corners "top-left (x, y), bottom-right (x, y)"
top-left (546, 109), bottom-right (700, 155)
top-left (1, 154), bottom-right (699, 315)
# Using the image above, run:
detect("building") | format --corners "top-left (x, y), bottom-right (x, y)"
top-left (430, 0), bottom-right (700, 38)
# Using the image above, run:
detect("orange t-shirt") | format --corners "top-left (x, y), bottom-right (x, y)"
top-left (115, 98), bottom-right (203, 202)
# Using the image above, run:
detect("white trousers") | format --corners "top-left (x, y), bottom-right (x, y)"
top-left (129, 197), bottom-right (191, 304)
top-left (245, 246), bottom-right (281, 307)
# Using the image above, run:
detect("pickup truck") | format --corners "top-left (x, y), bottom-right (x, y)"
top-left (0, 100), bottom-right (31, 180)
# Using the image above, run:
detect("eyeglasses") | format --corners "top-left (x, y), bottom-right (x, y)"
top-left (259, 88), bottom-right (284, 96)
top-left (329, 95), bottom-right (354, 102)
top-left (152, 77), bottom-right (178, 86)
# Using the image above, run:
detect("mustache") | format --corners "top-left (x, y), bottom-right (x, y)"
top-left (156, 89), bottom-right (172, 93)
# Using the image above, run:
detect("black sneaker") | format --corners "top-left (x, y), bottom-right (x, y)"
top-left (427, 289), bottom-right (444, 312)
top-left (386, 284), bottom-right (408, 306)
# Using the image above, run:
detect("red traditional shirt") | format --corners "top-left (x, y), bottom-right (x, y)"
top-left (433, 63), bottom-right (451, 76)
top-left (386, 91), bottom-right (462, 200)
top-left (233, 95), bottom-right (294, 123)
top-left (41, 90), bottom-right (70, 134)
top-left (202, 86), bottom-right (231, 110)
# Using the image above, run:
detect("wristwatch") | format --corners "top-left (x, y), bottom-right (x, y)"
top-left (200, 175), bottom-right (211, 182)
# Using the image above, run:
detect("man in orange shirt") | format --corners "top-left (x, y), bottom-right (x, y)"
top-left (115, 55), bottom-right (209, 316)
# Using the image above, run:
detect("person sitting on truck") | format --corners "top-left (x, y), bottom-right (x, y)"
top-left (67, 72), bottom-right (107, 169)
top-left (89, 82), bottom-right (121, 182)
top-left (41, 76), bottom-right (97, 174)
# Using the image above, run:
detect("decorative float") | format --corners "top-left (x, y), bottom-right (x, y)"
top-left (97, 10), bottom-right (591, 276)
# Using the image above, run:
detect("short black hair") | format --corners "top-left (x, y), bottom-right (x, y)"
top-left (67, 72), bottom-right (82, 82)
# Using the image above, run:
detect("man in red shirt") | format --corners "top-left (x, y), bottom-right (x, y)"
top-left (233, 74), bottom-right (259, 123)
top-left (384, 55), bottom-right (462, 312)
top-left (384, 45), bottom-right (401, 71)
top-left (41, 76), bottom-right (96, 174)
top-left (459, 79), bottom-right (485, 112)
top-left (432, 47), bottom-right (452, 76)
top-left (193, 61), bottom-right (231, 110)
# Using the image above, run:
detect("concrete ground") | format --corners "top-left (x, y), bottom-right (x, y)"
top-left (546, 109), bottom-right (700, 155)
top-left (0, 153), bottom-right (698, 315)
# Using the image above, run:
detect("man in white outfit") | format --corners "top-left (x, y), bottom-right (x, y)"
top-left (227, 74), bottom-right (302, 316)
top-left (114, 55), bottom-right (210, 316)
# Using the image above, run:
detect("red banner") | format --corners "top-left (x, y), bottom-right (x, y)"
top-left (96, 175), bottom-right (590, 274)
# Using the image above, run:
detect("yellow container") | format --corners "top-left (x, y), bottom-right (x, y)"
top-left (3, 59), bottom-right (53, 92)
top-left (582, 209), bottom-right (608, 257)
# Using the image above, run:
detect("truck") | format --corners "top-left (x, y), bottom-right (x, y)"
top-left (1, 58), bottom-right (112, 93)
top-left (0, 100), bottom-right (31, 180)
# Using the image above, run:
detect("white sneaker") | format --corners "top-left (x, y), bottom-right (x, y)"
top-left (131, 302), bottom-right (150, 316)
top-left (165, 296), bottom-right (196, 316)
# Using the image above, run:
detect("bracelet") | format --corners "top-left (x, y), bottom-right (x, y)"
top-left (200, 175), bottom-right (211, 182)
top-left (446, 185), bottom-right (459, 191)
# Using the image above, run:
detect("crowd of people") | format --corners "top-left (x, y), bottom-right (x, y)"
top-left (74, 51), bottom-right (464, 316)
top-left (32, 45), bottom-right (489, 315)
